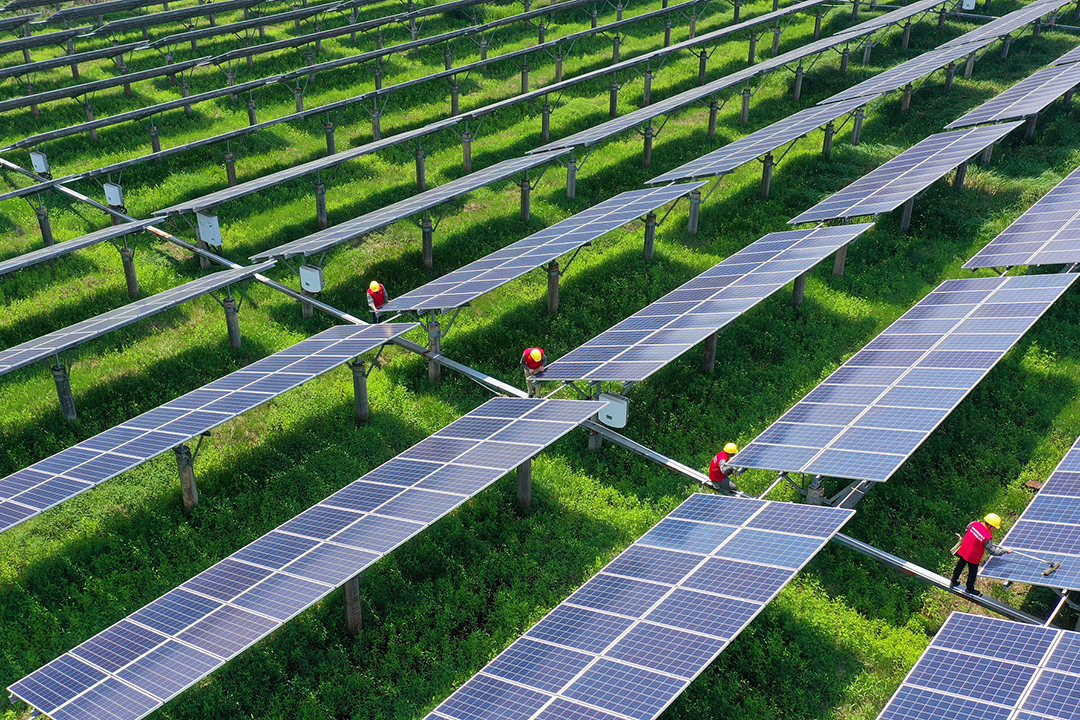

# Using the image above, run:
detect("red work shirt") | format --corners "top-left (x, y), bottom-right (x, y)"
top-left (958, 521), bottom-right (994, 564)
top-left (522, 348), bottom-right (545, 370)
top-left (367, 284), bottom-right (387, 308)
top-left (709, 450), bottom-right (732, 484)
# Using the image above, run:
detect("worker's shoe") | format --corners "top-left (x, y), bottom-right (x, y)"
top-left (949, 581), bottom-right (959, 589)
top-left (967, 589), bottom-right (982, 597)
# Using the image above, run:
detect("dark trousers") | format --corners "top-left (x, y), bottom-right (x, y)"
top-left (951, 556), bottom-right (979, 592)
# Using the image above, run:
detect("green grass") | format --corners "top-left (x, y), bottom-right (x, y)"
top-left (3, 0), bottom-right (1080, 718)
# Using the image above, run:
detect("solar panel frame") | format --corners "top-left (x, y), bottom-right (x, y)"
top-left (789, 122), bottom-right (1024, 224)
top-left (940, 0), bottom-right (1074, 47)
top-left (946, 62), bottom-right (1080, 129)
top-left (1050, 43), bottom-right (1080, 66)
top-left (8, 397), bottom-right (603, 720)
top-left (0, 219), bottom-right (155, 278)
top-left (734, 274), bottom-right (1078, 483)
top-left (0, 26), bottom-right (91, 55)
top-left (89, 0), bottom-right (266, 35)
top-left (0, 41), bottom-right (143, 82)
top-left (0, 12), bottom-right (40, 32)
top-left (145, 3), bottom-right (332, 48)
top-left (47, 0), bottom-right (150, 23)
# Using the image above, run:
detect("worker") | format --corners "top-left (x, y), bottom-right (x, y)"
top-left (950, 512), bottom-right (1012, 597)
top-left (707, 443), bottom-right (739, 493)
top-left (521, 347), bottom-right (545, 397)
top-left (366, 280), bottom-right (389, 323)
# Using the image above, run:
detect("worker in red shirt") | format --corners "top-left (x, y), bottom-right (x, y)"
top-left (520, 347), bottom-right (545, 397)
top-left (707, 443), bottom-right (739, 493)
top-left (950, 513), bottom-right (1011, 596)
top-left (366, 280), bottom-right (389, 323)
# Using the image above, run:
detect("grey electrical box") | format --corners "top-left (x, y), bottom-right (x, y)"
top-left (30, 151), bottom-right (49, 174)
top-left (961, 0), bottom-right (976, 9)
top-left (598, 392), bottom-right (628, 428)
top-left (196, 211), bottom-right (223, 247)
top-left (103, 182), bottom-right (124, 207)
top-left (300, 264), bottom-right (324, 293)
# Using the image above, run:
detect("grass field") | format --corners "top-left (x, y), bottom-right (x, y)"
top-left (2, 0), bottom-right (1080, 717)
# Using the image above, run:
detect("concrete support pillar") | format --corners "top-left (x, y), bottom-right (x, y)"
top-left (760, 153), bottom-right (774, 199)
top-left (748, 33), bottom-right (758, 63)
top-left (698, 49), bottom-right (707, 85)
top-left (793, 64), bottom-right (804, 101)
top-left (814, 10), bottom-right (823, 39)
top-left (462, 132), bottom-right (472, 173)
top-left (612, 34), bottom-right (620, 64)
top-left (542, 99), bottom-right (551, 142)
top-left (851, 0), bottom-right (859, 19)
top-left (772, 26), bottom-right (781, 56)
top-left (36, 205), bottom-right (54, 247)
top-left (1024, 115), bottom-right (1038, 140)
top-left (422, 214), bottom-right (434, 270)
top-left (27, 84), bottom-right (39, 118)
top-left (981, 144), bottom-right (993, 164)
top-left (702, 331), bottom-right (718, 370)
top-left (964, 53), bottom-right (975, 79)
top-left (566, 160), bottom-right (576, 198)
top-left (325, 122), bottom-right (336, 155)
top-left (247, 99), bottom-right (258, 126)
top-left (444, 49), bottom-right (453, 70)
top-left (832, 244), bottom-right (847, 275)
top-left (862, 41), bottom-right (873, 64)
top-left (351, 360), bottom-right (369, 424)
top-left (85, 103), bottom-right (98, 141)
top-left (902, 21), bottom-right (912, 48)
top-left (224, 152), bottom-right (237, 187)
top-left (451, 79), bottom-right (460, 115)
top-left (688, 189), bottom-right (701, 234)
top-left (822, 121), bottom-right (834, 157)
top-left (944, 62), bottom-right (956, 90)
top-left (1001, 36), bottom-right (1012, 59)
top-left (344, 575), bottom-right (363, 636)
top-left (121, 247), bottom-right (139, 299)
top-left (427, 320), bottom-right (441, 381)
top-left (643, 70), bottom-right (653, 106)
top-left (182, 80), bottom-right (193, 117)
top-left (416, 149), bottom-right (427, 192)
top-left (538, 22), bottom-right (545, 43)
top-left (938, 7), bottom-right (946, 27)
top-left (664, 17), bottom-right (671, 46)
top-left (852, 106), bottom-right (865, 146)
top-left (733, 0), bottom-right (741, 22)
top-left (294, 86), bottom-right (304, 112)
top-left (301, 290), bottom-right (315, 318)
top-left (52, 364), bottom-right (77, 421)
top-left (689, 11), bottom-right (696, 38)
top-left (587, 383), bottom-right (602, 451)
top-left (197, 239), bottom-right (211, 270)
top-left (643, 211), bottom-right (656, 260)
top-left (1032, 20), bottom-right (1041, 39)
top-left (739, 87), bottom-right (751, 125)
top-left (175, 445), bottom-right (198, 510)
top-left (617, 2), bottom-right (624, 20)
top-left (223, 295), bottom-right (241, 349)
top-left (1063, 88), bottom-right (1075, 106)
top-left (315, 182), bottom-right (328, 230)
top-left (708, 99), bottom-right (719, 137)
top-left (547, 261), bottom-right (559, 314)
top-left (792, 271), bottom-right (807, 306)
top-left (520, 178), bottom-right (531, 222)
top-left (555, 53), bottom-right (563, 81)
top-left (372, 109), bottom-right (382, 140)
top-left (374, 63), bottom-right (383, 90)
top-left (149, 125), bottom-right (161, 153)
top-left (480, 38), bottom-right (488, 69)
top-left (899, 197), bottom-right (914, 232)
top-left (609, 80), bottom-right (619, 117)
top-left (643, 123), bottom-right (654, 166)
top-left (954, 160), bottom-right (968, 189)
top-left (521, 61), bottom-right (529, 93)
top-left (900, 83), bottom-right (913, 112)
top-left (517, 459), bottom-right (532, 509)
top-left (840, 47), bottom-right (850, 75)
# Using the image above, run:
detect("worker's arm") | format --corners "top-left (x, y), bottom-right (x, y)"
top-left (983, 539), bottom-right (1010, 556)
top-left (366, 294), bottom-right (377, 312)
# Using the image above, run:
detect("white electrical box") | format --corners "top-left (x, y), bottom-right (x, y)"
top-left (30, 151), bottom-right (49, 174)
top-left (597, 392), bottom-right (628, 428)
top-left (104, 182), bottom-right (124, 207)
top-left (196, 211), bottom-right (223, 247)
top-left (300, 264), bottom-right (324, 293)
top-left (961, 0), bottom-right (976, 9)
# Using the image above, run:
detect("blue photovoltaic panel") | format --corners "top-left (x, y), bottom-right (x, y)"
top-left (1051, 44), bottom-right (1080, 66)
top-left (382, 183), bottom-right (705, 313)
top-left (0, 220), bottom-right (156, 278)
top-left (734, 274), bottom-right (1077, 483)
top-left (875, 611), bottom-right (1080, 720)
top-left (790, 123), bottom-right (1024, 224)
top-left (535, 224), bottom-right (873, 383)
top-left (947, 62), bottom-right (1080, 130)
top-left (0, 323), bottom-right (418, 534)
top-left (983, 434), bottom-right (1080, 590)
top-left (963, 164), bottom-right (1080, 269)
top-left (940, 0), bottom-right (1074, 47)
top-left (0, 261), bottom-right (276, 376)
top-left (8, 397), bottom-right (602, 720)
top-left (424, 494), bottom-right (853, 720)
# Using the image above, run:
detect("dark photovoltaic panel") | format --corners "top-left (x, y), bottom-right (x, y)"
top-left (48, 0), bottom-right (148, 23)
top-left (0, 26), bottom-right (90, 55)
top-left (875, 611), bottom-right (1080, 720)
top-left (963, 164), bottom-right (1080, 269)
top-left (789, 123), bottom-right (1023, 224)
top-left (0, 13), bottom-right (40, 33)
top-left (982, 434), bottom-right (1080, 590)
top-left (734, 274), bottom-right (1077, 483)
top-left (0, 261), bottom-right (276, 376)
top-left (382, 183), bottom-right (706, 313)
top-left (0, 323), bottom-right (417, 535)
top-left (90, 0), bottom-right (265, 35)
top-left (156, 118), bottom-right (459, 216)
top-left (147, 4), bottom-right (331, 49)
top-left (0, 219), bottom-right (155, 278)
top-left (947, 62), bottom-right (1080, 129)
top-left (536, 224), bottom-right (873, 383)
top-left (0, 41), bottom-right (143, 83)
top-left (250, 150), bottom-right (566, 260)
top-left (648, 97), bottom-right (868, 184)
top-left (832, 0), bottom-right (952, 37)
top-left (940, 0), bottom-right (1074, 47)
top-left (425, 494), bottom-right (854, 720)
top-left (1050, 44), bottom-right (1080, 66)
top-left (8, 397), bottom-right (603, 720)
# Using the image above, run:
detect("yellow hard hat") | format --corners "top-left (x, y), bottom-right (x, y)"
top-left (369, 280), bottom-right (381, 293)
top-left (984, 513), bottom-right (1002, 528)
top-left (724, 442), bottom-right (738, 454)
top-left (529, 349), bottom-right (542, 363)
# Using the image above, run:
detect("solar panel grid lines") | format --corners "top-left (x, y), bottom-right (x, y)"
top-left (249, 150), bottom-right (568, 260)
top-left (0, 261), bottom-right (276, 377)
top-left (8, 398), bottom-right (604, 720)
top-left (733, 273), bottom-right (1079, 484)
top-left (0, 219), bottom-right (156, 278)
top-left (1051, 44), bottom-right (1080, 66)
top-left (946, 62), bottom-right (1080, 130)
top-left (0, 41), bottom-right (144, 83)
top-left (0, 26), bottom-right (91, 55)
top-left (648, 96), bottom-right (869, 184)
top-left (939, 0), bottom-right (1076, 47)
top-left (963, 164), bottom-right (1080, 270)
top-left (534, 223), bottom-right (874, 383)
top-left (381, 182), bottom-right (707, 314)
top-left (788, 122), bottom-right (1025, 224)
top-left (424, 494), bottom-right (854, 720)
top-left (0, 322), bottom-right (417, 535)
top-left (831, 0), bottom-right (951, 37)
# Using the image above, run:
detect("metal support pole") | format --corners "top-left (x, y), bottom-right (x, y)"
top-left (938, 6), bottom-right (946, 27)
top-left (944, 62), bottom-right (956, 90)
top-left (351, 360), bottom-right (369, 424)
top-left (567, 160), bottom-right (576, 198)
top-left (688, 189), bottom-right (701, 234)
top-left (900, 83), bottom-right (913, 112)
top-left (36, 204), bottom-right (54, 247)
top-left (175, 445), bottom-right (198, 510)
top-left (1001, 36), bottom-right (1012, 59)
top-left (480, 38), bottom-right (488, 69)
top-left (832, 244), bottom-right (848, 275)
top-left (964, 53), bottom-right (975, 79)
top-left (422, 214), bottom-right (434, 270)
top-left (772, 26), bottom-right (781, 56)
top-left (793, 64), bottom-right (804, 101)
top-left (521, 61), bottom-right (529, 93)
top-left (343, 575), bottom-right (363, 636)
top-left (555, 53), bottom-right (563, 81)
top-left (428, 320), bottom-right (441, 381)
top-left (315, 182), bottom-right (328, 230)
top-left (1032, 19), bottom-right (1041, 39)
top-left (85, 103), bottom-right (98, 141)
top-left (121, 246), bottom-right (139, 299)
top-left (852, 106), bottom-right (865, 146)
top-left (840, 47), bottom-right (850, 75)
top-left (902, 21), bottom-right (912, 47)
top-left (52, 363), bottom-right (77, 421)
top-left (981, 144), bottom-right (993, 163)
top-left (462, 132), bottom-right (472, 173)
top-left (301, 289), bottom-right (314, 318)
top-left (374, 63), bottom-right (383, 90)
top-left (664, 17), bottom-right (671, 46)
top-left (415, 148), bottom-right (426, 192)
top-left (587, 383), bottom-right (602, 451)
top-left (899, 197), bottom-right (914, 232)
top-left (814, 9), bottom-right (823, 39)
top-left (643, 124), bottom-right (654, 166)
top-left (822, 121), bottom-right (834, 157)
top-left (372, 109), bottom-right (382, 140)
top-left (1024, 114), bottom-right (1038, 140)
top-left (223, 295), bottom-right (241, 349)
top-left (517, 459), bottom-right (532, 509)
top-left (792, 271), bottom-right (807, 306)
top-left (760, 153), bottom-right (774, 199)
top-left (444, 49), bottom-right (453, 70)
top-left (149, 125), bottom-right (161, 153)
top-left (609, 80), bottom-right (619, 117)
top-left (542, 99), bottom-right (551, 142)
top-left (954, 161), bottom-right (968, 189)
top-left (325, 122), bottom-right (335, 155)
top-left (197, 239), bottom-right (211, 270)
top-left (538, 22), bottom-right (545, 43)
top-left (689, 11), bottom-right (696, 37)
top-left (451, 79), bottom-right (459, 115)
top-left (294, 86), bottom-right (304, 112)
top-left (739, 87), bottom-right (751, 125)
top-left (643, 70), bottom-right (653, 106)
top-left (643, 211), bottom-right (656, 259)
top-left (547, 260), bottom-right (559, 314)
top-left (698, 49), bottom-right (707, 84)
top-left (862, 40), bottom-right (873, 64)
top-left (180, 80), bottom-right (193, 118)
top-left (748, 33), bottom-right (758, 63)
top-left (520, 178), bottom-right (531, 222)
top-left (733, 0), bottom-right (741, 22)
top-left (247, 99), bottom-right (257, 126)
top-left (224, 152), bottom-right (237, 187)
top-left (708, 99), bottom-right (719, 136)
top-left (612, 34), bottom-right (620, 64)
top-left (702, 331), bottom-right (718, 370)
top-left (1064, 88), bottom-right (1075, 106)
top-left (591, 7), bottom-right (597, 27)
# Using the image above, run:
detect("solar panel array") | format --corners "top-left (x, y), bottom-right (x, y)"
top-left (425, 494), bottom-right (854, 720)
top-left (536, 224), bottom-right (873, 383)
top-left (1050, 44), bottom-right (1080, 66)
top-left (963, 164), bottom-right (1080, 269)
top-left (0, 220), bottom-right (156, 278)
top-left (831, 0), bottom-right (950, 37)
top-left (382, 183), bottom-right (706, 314)
top-left (91, 0), bottom-right (265, 35)
top-left (0, 41), bottom-right (144, 83)
top-left (0, 323), bottom-right (418, 534)
top-left (8, 397), bottom-right (604, 720)
top-left (875, 612), bottom-right (1080, 720)
top-left (0, 261), bottom-right (276, 376)
top-left (250, 150), bottom-right (566, 260)
top-left (733, 274), bottom-right (1078, 483)
top-left (146, 4), bottom-right (330, 49)
top-left (789, 122), bottom-right (1023, 224)
top-left (940, 0), bottom-right (1074, 47)
top-left (648, 97), bottom-right (869, 184)
top-left (0, 26), bottom-right (90, 55)
top-left (982, 434), bottom-right (1080, 590)
top-left (946, 62), bottom-right (1080, 129)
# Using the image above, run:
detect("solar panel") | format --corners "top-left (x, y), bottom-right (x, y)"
top-left (946, 62), bottom-right (1080, 129)
top-left (0, 322), bottom-right (418, 535)
top-left (0, 41), bottom-right (143, 83)
top-left (874, 611), bottom-right (1080, 720)
top-left (48, 0), bottom-right (149, 23)
top-left (0, 261), bottom-right (275, 377)
top-left (832, 0), bottom-right (952, 37)
top-left (147, 3), bottom-right (330, 49)
top-left (536, 224), bottom-right (873, 383)
top-left (733, 274), bottom-right (1078, 483)
top-left (90, 0), bottom-right (265, 35)
top-left (940, 0), bottom-right (1074, 47)
top-left (0, 219), bottom-right (156, 278)
top-left (425, 494), bottom-right (854, 720)
top-left (963, 164), bottom-right (1080, 269)
top-left (250, 150), bottom-right (567, 261)
top-left (0, 12), bottom-right (40, 33)
top-left (1050, 44), bottom-right (1080, 66)
top-left (0, 26), bottom-right (91, 55)
top-left (382, 183), bottom-right (706, 314)
top-left (7, 397), bottom-right (603, 720)
top-left (648, 97), bottom-right (868, 184)
top-left (789, 123), bottom-right (1024, 224)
